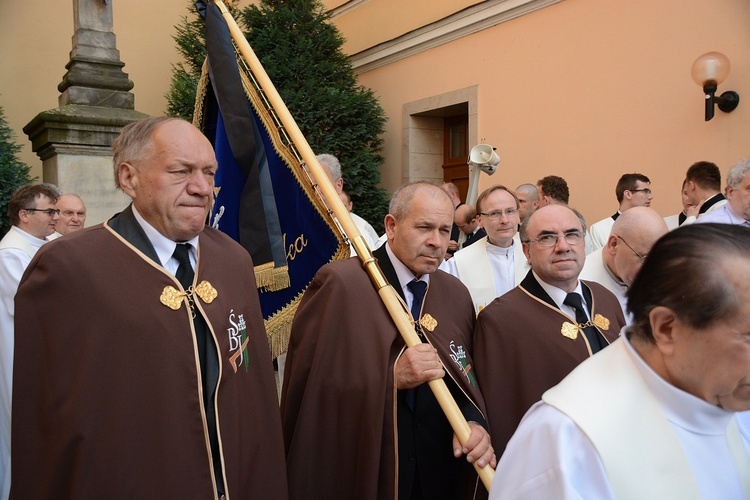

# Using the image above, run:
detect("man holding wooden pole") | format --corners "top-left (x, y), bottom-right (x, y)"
top-left (281, 182), bottom-right (495, 499)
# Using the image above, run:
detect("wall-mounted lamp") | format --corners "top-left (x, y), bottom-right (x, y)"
top-left (691, 51), bottom-right (740, 121)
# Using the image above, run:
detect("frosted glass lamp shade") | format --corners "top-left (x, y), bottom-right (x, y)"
top-left (691, 51), bottom-right (731, 87)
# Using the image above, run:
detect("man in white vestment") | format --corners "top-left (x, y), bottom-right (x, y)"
top-left (0, 183), bottom-right (60, 499)
top-left (580, 207), bottom-right (667, 320)
top-left (588, 173), bottom-right (653, 252)
top-left (490, 222), bottom-right (750, 499)
top-left (445, 186), bottom-right (527, 314)
top-left (697, 158), bottom-right (750, 227)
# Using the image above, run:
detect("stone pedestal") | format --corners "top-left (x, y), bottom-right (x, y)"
top-left (23, 0), bottom-right (149, 225)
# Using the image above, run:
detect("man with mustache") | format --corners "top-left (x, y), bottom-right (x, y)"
top-left (12, 117), bottom-right (287, 499)
top-left (473, 205), bottom-right (626, 458)
top-left (282, 182), bottom-right (495, 499)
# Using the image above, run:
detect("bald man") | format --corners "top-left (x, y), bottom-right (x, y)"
top-left (580, 207), bottom-right (668, 321)
top-left (514, 184), bottom-right (539, 223)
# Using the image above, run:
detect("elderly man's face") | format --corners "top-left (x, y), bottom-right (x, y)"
top-left (123, 120), bottom-right (217, 242)
top-left (385, 188), bottom-right (453, 277)
top-left (523, 205), bottom-right (585, 292)
top-left (727, 172), bottom-right (750, 221)
top-left (663, 257), bottom-right (750, 412)
top-left (55, 195), bottom-right (86, 235)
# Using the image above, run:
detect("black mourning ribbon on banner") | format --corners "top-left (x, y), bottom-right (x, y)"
top-left (202, 2), bottom-right (288, 277)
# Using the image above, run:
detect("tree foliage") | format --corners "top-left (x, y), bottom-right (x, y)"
top-left (0, 105), bottom-right (35, 237)
top-left (165, 0), bottom-right (389, 232)
top-left (165, 4), bottom-right (206, 120)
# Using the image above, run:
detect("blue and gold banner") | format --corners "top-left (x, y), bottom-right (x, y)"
top-left (195, 2), bottom-right (348, 357)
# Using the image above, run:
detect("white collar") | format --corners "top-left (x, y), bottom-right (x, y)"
top-left (131, 205), bottom-right (200, 267)
top-left (486, 239), bottom-right (515, 257)
top-left (623, 330), bottom-right (735, 433)
top-left (533, 270), bottom-right (586, 311)
top-left (9, 225), bottom-right (48, 248)
top-left (385, 242), bottom-right (430, 290)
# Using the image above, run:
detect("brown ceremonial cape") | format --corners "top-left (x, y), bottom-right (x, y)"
top-left (473, 270), bottom-right (625, 458)
top-left (281, 246), bottom-right (487, 500)
top-left (12, 207), bottom-right (288, 499)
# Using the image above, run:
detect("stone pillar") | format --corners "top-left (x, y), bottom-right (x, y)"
top-left (24, 0), bottom-right (148, 225)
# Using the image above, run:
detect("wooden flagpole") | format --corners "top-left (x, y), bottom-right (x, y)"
top-left (212, 0), bottom-right (494, 490)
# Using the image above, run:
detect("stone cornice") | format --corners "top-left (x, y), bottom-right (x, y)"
top-left (349, 0), bottom-right (562, 74)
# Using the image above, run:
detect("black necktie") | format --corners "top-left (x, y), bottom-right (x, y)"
top-left (405, 280), bottom-right (427, 410)
top-left (563, 292), bottom-right (607, 353)
top-left (171, 243), bottom-right (224, 494)
top-left (173, 243), bottom-right (194, 290)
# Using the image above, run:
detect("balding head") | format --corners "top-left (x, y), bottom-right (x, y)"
top-left (385, 182), bottom-right (454, 276)
top-left (521, 205), bottom-right (586, 291)
top-left (55, 194), bottom-right (87, 235)
top-left (515, 183), bottom-right (539, 222)
top-left (455, 204), bottom-right (478, 235)
top-left (604, 207), bottom-right (668, 286)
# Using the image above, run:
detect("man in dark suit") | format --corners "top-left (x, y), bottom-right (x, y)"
top-left (282, 182), bottom-right (495, 499)
top-left (473, 205), bottom-right (626, 457)
top-left (12, 117), bottom-right (287, 498)
top-left (455, 204), bottom-right (486, 248)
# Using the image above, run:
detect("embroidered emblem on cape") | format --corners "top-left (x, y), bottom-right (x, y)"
top-left (227, 309), bottom-right (250, 373)
top-left (449, 340), bottom-right (477, 388)
top-left (160, 286), bottom-right (187, 311)
top-left (195, 280), bottom-right (218, 303)
top-left (561, 321), bottom-right (579, 340)
top-left (419, 313), bottom-right (437, 332)
top-left (594, 314), bottom-right (610, 331)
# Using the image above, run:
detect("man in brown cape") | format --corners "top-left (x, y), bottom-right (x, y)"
top-left (281, 182), bottom-right (495, 499)
top-left (11, 117), bottom-right (288, 499)
top-left (473, 205), bottom-right (626, 458)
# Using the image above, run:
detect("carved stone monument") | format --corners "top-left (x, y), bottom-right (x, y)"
top-left (24, 0), bottom-right (148, 224)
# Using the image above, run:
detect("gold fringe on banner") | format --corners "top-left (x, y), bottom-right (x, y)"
top-left (254, 261), bottom-right (291, 292)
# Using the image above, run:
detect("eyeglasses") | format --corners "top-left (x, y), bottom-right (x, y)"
top-left (479, 208), bottom-right (519, 219)
top-left (23, 208), bottom-right (60, 216)
top-left (525, 231), bottom-right (584, 248)
top-left (616, 235), bottom-right (647, 261)
top-left (629, 188), bottom-right (652, 195)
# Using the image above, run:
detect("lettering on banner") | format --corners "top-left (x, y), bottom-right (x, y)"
top-left (283, 232), bottom-right (308, 261)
